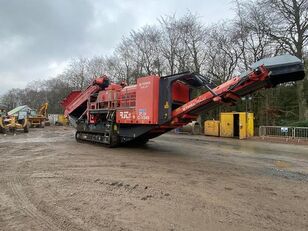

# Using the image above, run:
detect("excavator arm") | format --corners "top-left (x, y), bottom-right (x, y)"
top-left (37, 103), bottom-right (48, 118)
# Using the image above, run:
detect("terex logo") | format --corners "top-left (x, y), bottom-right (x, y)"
top-left (119, 111), bottom-right (131, 119)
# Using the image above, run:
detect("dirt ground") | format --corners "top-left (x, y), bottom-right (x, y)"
top-left (0, 127), bottom-right (307, 231)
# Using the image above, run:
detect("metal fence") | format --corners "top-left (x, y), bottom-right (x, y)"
top-left (259, 126), bottom-right (308, 141)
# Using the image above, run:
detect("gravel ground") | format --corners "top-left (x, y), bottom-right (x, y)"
top-left (0, 126), bottom-right (307, 231)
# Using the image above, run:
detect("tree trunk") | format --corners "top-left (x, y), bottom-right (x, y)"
top-left (296, 47), bottom-right (308, 120)
top-left (297, 75), bottom-right (308, 120)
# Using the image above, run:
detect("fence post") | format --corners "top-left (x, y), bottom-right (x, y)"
top-left (259, 126), bottom-right (262, 137)
top-left (258, 126), bottom-right (308, 142)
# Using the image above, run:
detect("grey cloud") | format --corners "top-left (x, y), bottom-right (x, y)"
top-left (0, 0), bottom-right (233, 95)
top-left (0, 0), bottom-right (94, 66)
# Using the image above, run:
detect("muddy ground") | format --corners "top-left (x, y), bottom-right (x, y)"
top-left (0, 126), bottom-right (307, 231)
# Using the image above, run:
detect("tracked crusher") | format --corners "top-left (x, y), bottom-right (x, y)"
top-left (61, 55), bottom-right (305, 147)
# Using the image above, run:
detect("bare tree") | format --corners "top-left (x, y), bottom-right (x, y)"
top-left (261, 0), bottom-right (308, 119)
top-left (206, 24), bottom-right (241, 84)
top-left (233, 0), bottom-right (275, 70)
top-left (103, 55), bottom-right (126, 83)
top-left (130, 26), bottom-right (162, 76)
top-left (116, 37), bottom-right (142, 84)
top-left (178, 12), bottom-right (207, 73)
top-left (65, 57), bottom-right (89, 90)
top-left (1, 89), bottom-right (21, 109)
top-left (159, 15), bottom-right (182, 75)
top-left (86, 56), bottom-right (105, 79)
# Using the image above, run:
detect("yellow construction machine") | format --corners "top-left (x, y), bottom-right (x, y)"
top-left (0, 105), bottom-right (30, 134)
top-left (28, 103), bottom-right (50, 128)
top-left (55, 114), bottom-right (69, 126)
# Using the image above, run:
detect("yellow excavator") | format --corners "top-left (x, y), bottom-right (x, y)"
top-left (0, 105), bottom-right (30, 134)
top-left (28, 102), bottom-right (50, 128)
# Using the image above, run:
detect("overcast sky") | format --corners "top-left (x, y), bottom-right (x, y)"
top-left (0, 0), bottom-right (234, 95)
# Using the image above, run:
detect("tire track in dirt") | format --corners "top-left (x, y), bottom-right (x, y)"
top-left (2, 140), bottom-right (99, 231)
top-left (29, 179), bottom-right (100, 231)
top-left (7, 177), bottom-right (61, 231)
top-left (2, 127), bottom-right (308, 230)
top-left (7, 170), bottom-right (102, 230)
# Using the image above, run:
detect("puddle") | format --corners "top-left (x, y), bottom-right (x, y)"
top-left (266, 168), bottom-right (308, 182)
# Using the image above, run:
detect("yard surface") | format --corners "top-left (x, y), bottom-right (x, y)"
top-left (0, 127), bottom-right (307, 231)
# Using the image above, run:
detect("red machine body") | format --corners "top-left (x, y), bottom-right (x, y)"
top-left (61, 55), bottom-right (305, 147)
top-left (116, 76), bottom-right (160, 124)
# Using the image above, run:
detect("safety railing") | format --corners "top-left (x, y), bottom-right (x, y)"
top-left (259, 126), bottom-right (308, 141)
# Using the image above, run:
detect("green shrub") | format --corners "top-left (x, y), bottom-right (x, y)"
top-left (290, 120), bottom-right (308, 127)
